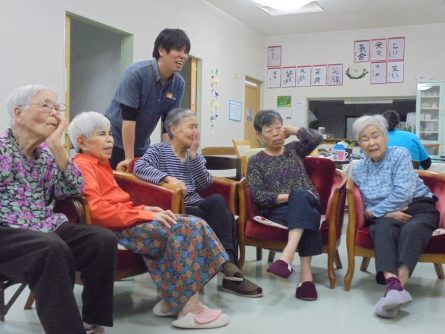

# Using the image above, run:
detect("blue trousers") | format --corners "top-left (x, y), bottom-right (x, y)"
top-left (263, 189), bottom-right (323, 257)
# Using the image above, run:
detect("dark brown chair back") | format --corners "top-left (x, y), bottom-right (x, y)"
top-left (204, 155), bottom-right (242, 181)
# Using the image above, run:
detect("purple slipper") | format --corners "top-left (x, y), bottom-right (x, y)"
top-left (296, 281), bottom-right (318, 301)
top-left (267, 260), bottom-right (293, 279)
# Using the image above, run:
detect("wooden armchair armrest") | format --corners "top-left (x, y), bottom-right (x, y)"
top-left (199, 176), bottom-right (238, 214)
top-left (113, 171), bottom-right (182, 213)
top-left (54, 196), bottom-right (90, 225)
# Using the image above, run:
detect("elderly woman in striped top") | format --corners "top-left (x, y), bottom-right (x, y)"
top-left (134, 108), bottom-right (262, 298)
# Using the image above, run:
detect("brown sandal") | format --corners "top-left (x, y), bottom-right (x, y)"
top-left (221, 278), bottom-right (263, 298)
top-left (221, 262), bottom-right (244, 282)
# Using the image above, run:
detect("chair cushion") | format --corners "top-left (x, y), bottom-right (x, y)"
top-left (355, 226), bottom-right (445, 254)
top-left (245, 216), bottom-right (331, 245)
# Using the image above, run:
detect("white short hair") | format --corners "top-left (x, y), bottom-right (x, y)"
top-left (6, 84), bottom-right (53, 126)
top-left (68, 111), bottom-right (110, 152)
top-left (353, 115), bottom-right (388, 141)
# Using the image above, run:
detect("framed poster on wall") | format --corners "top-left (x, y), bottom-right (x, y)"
top-left (311, 65), bottom-right (327, 86)
top-left (370, 61), bottom-right (387, 84)
top-left (296, 65), bottom-right (311, 87)
top-left (354, 40), bottom-right (370, 62)
top-left (281, 67), bottom-right (296, 87)
top-left (267, 46), bottom-right (282, 67)
top-left (266, 67), bottom-right (281, 88)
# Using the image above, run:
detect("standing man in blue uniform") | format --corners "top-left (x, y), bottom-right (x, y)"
top-left (105, 28), bottom-right (190, 170)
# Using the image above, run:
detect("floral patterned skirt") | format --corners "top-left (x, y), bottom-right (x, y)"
top-left (115, 214), bottom-right (228, 313)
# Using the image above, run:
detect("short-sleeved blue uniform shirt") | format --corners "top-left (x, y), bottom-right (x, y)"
top-left (387, 129), bottom-right (429, 162)
top-left (105, 59), bottom-right (185, 156)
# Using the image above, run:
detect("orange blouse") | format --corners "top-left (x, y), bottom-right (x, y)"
top-left (73, 153), bottom-right (153, 230)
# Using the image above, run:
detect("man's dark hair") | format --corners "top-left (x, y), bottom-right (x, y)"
top-left (152, 28), bottom-right (191, 59)
top-left (253, 110), bottom-right (283, 133)
top-left (382, 110), bottom-right (400, 131)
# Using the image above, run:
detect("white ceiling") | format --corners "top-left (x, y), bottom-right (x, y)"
top-left (205, 0), bottom-right (445, 36)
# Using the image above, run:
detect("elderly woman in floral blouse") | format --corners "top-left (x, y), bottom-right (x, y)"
top-left (0, 85), bottom-right (117, 334)
top-left (247, 110), bottom-right (323, 301)
top-left (352, 115), bottom-right (439, 318)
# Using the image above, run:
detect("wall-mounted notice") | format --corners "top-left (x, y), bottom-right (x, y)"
top-left (267, 68), bottom-right (281, 88)
top-left (354, 40), bottom-right (370, 62)
top-left (387, 61), bottom-right (404, 83)
top-left (387, 37), bottom-right (405, 60)
top-left (327, 64), bottom-right (343, 86)
top-left (370, 61), bottom-right (387, 84)
top-left (277, 96), bottom-right (292, 108)
top-left (228, 99), bottom-right (242, 121)
top-left (281, 67), bottom-right (296, 87)
top-left (311, 65), bottom-right (327, 86)
top-left (296, 65), bottom-right (311, 87)
top-left (267, 46), bottom-right (282, 67)
top-left (370, 38), bottom-right (387, 61)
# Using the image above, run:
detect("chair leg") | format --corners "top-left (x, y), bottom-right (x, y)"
top-left (238, 243), bottom-right (246, 269)
top-left (327, 251), bottom-right (336, 289)
top-left (334, 250), bottom-right (342, 269)
top-left (434, 263), bottom-right (444, 279)
top-left (24, 291), bottom-right (35, 310)
top-left (360, 257), bottom-right (371, 272)
top-left (344, 252), bottom-right (356, 291)
top-left (0, 282), bottom-right (27, 321)
top-left (267, 251), bottom-right (275, 263)
top-left (256, 247), bottom-right (262, 261)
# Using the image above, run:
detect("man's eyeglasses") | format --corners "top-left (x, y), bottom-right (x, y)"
top-left (21, 100), bottom-right (66, 112)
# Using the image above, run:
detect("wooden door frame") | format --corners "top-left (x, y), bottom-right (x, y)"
top-left (244, 77), bottom-right (261, 147)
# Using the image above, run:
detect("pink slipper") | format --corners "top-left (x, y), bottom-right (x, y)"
top-left (172, 307), bottom-right (229, 329)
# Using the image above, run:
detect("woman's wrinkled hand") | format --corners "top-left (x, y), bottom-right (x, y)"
top-left (384, 207), bottom-right (412, 222)
top-left (188, 132), bottom-right (200, 159)
top-left (164, 176), bottom-right (187, 196)
top-left (144, 206), bottom-right (163, 212)
top-left (116, 159), bottom-right (132, 172)
top-left (45, 114), bottom-right (66, 148)
top-left (283, 126), bottom-right (298, 139)
top-left (152, 210), bottom-right (177, 229)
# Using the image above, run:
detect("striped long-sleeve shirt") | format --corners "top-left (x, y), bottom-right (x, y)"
top-left (133, 142), bottom-right (212, 205)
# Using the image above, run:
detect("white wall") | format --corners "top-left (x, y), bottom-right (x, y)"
top-left (70, 19), bottom-right (122, 118)
top-left (263, 23), bottom-right (445, 124)
top-left (0, 0), bottom-right (265, 148)
top-left (0, 0), bottom-right (66, 128)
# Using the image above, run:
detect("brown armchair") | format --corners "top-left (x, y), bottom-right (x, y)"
top-left (24, 171), bottom-right (182, 309)
top-left (344, 170), bottom-right (445, 291)
top-left (238, 156), bottom-right (347, 288)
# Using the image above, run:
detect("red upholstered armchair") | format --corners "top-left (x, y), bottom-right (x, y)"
top-left (344, 170), bottom-right (445, 291)
top-left (238, 156), bottom-right (347, 288)
top-left (128, 157), bottom-right (238, 215)
top-left (24, 171), bottom-right (182, 309)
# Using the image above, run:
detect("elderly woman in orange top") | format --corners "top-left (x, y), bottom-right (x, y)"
top-left (69, 111), bottom-right (229, 330)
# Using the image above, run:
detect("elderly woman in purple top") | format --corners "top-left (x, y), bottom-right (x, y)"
top-left (247, 110), bottom-right (323, 301)
top-left (352, 115), bottom-right (439, 318)
top-left (0, 85), bottom-right (117, 334)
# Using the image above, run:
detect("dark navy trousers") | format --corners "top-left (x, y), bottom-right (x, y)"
top-left (263, 189), bottom-right (323, 257)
